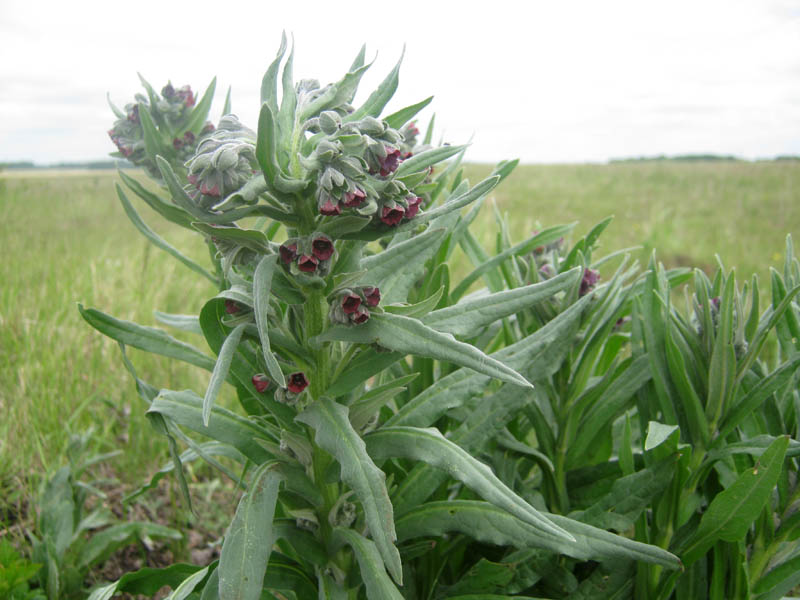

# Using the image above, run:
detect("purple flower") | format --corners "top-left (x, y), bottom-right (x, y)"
top-left (350, 306), bottom-right (370, 324)
top-left (362, 286), bottom-right (381, 307)
top-left (199, 180), bottom-right (220, 197)
top-left (405, 196), bottom-right (422, 219)
top-left (172, 137), bottom-right (184, 150)
top-left (343, 188), bottom-right (366, 208)
top-left (297, 255), bottom-right (319, 273)
top-left (341, 292), bottom-right (362, 314)
top-left (311, 235), bottom-right (334, 261)
top-left (287, 372), bottom-right (309, 394)
top-left (224, 299), bottom-right (242, 314)
top-left (579, 268), bottom-right (600, 296)
top-left (183, 131), bottom-right (195, 145)
top-left (319, 198), bottom-right (342, 216)
top-left (381, 204), bottom-right (405, 226)
top-left (279, 242), bottom-right (298, 265)
top-left (251, 374), bottom-right (270, 393)
top-left (176, 85), bottom-right (195, 107)
top-left (379, 147), bottom-right (403, 177)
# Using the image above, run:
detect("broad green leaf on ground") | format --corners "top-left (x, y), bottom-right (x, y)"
top-left (86, 564), bottom-right (205, 600)
top-left (219, 462), bottom-right (283, 600)
top-left (365, 426), bottom-right (572, 541)
top-left (166, 565), bottom-right (210, 600)
top-left (79, 522), bottom-right (181, 569)
top-left (332, 528), bottom-right (404, 600)
top-left (296, 398), bottom-right (402, 584)
top-left (79, 305), bottom-right (215, 371)
top-left (682, 435), bottom-right (789, 566)
top-left (315, 312), bottom-right (532, 389)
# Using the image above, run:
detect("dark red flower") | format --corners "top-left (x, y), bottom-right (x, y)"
top-left (381, 205), bottom-right (405, 226)
top-left (177, 85), bottom-right (195, 107)
top-left (225, 299), bottom-right (242, 314)
top-left (201, 121), bottom-right (215, 135)
top-left (127, 105), bottom-right (140, 123)
top-left (350, 307), bottom-right (370, 324)
top-left (407, 122), bottom-right (420, 137)
top-left (279, 242), bottom-right (297, 265)
top-left (162, 83), bottom-right (175, 98)
top-left (405, 196), bottom-right (422, 219)
top-left (341, 293), bottom-right (362, 314)
top-left (311, 235), bottom-right (334, 261)
top-left (297, 255), bottom-right (319, 273)
top-left (343, 188), bottom-right (366, 208)
top-left (379, 147), bottom-right (403, 177)
top-left (287, 372), bottom-right (309, 394)
top-left (172, 137), bottom-right (184, 150)
top-left (362, 286), bottom-right (381, 307)
top-left (187, 173), bottom-right (199, 186)
top-left (200, 181), bottom-right (220, 197)
top-left (251, 374), bottom-right (270, 393)
top-left (579, 268), bottom-right (600, 296)
top-left (319, 198), bottom-right (342, 216)
top-left (183, 131), bottom-right (195, 145)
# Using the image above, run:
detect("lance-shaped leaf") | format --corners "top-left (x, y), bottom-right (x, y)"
top-left (365, 426), bottom-right (572, 542)
top-left (299, 60), bottom-right (372, 121)
top-left (203, 323), bottom-right (245, 427)
top-left (359, 227), bottom-right (447, 304)
top-left (86, 564), bottom-right (206, 600)
top-left (423, 268), bottom-right (581, 336)
top-left (253, 255), bottom-right (286, 387)
top-left (78, 305), bottom-right (215, 371)
top-left (395, 500), bottom-right (680, 568)
top-left (315, 312), bottom-right (532, 389)
top-left (80, 522), bottom-right (182, 569)
top-left (394, 144), bottom-right (467, 177)
top-left (332, 528), bottom-right (404, 600)
top-left (219, 462), bottom-right (283, 600)
top-left (296, 398), bottom-right (402, 584)
top-left (387, 295), bottom-right (589, 428)
top-left (261, 32), bottom-right (287, 110)
top-left (348, 50), bottom-right (405, 121)
top-left (118, 184), bottom-right (217, 282)
top-left (166, 565), bottom-right (210, 600)
top-left (682, 435), bottom-right (789, 566)
top-left (192, 223), bottom-right (271, 253)
top-left (383, 96), bottom-right (434, 130)
top-left (147, 390), bottom-right (272, 464)
top-left (154, 311), bottom-right (203, 335)
top-left (185, 77), bottom-right (216, 136)
top-left (138, 103), bottom-right (162, 162)
top-left (118, 170), bottom-right (194, 229)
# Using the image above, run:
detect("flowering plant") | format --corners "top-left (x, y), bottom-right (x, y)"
top-left (82, 36), bottom-right (800, 599)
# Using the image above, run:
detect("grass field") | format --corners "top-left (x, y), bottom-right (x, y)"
top-left (1, 161), bottom-right (797, 517)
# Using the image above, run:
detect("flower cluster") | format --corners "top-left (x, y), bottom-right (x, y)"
top-left (579, 267), bottom-right (600, 296)
top-left (279, 234), bottom-right (335, 276)
top-left (185, 115), bottom-right (257, 209)
top-left (329, 286), bottom-right (381, 326)
top-left (108, 82), bottom-right (207, 178)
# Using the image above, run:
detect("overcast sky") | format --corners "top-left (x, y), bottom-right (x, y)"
top-left (1, 0), bottom-right (799, 164)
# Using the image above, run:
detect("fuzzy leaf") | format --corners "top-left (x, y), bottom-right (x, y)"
top-left (185, 77), bottom-right (216, 136)
top-left (203, 323), bottom-right (246, 426)
top-left (332, 528), bottom-right (404, 600)
top-left (253, 255), bottom-right (286, 387)
top-left (296, 398), bottom-right (402, 584)
top-left (79, 305), bottom-right (215, 371)
top-left (315, 312), bottom-right (532, 389)
top-left (366, 426), bottom-right (571, 541)
top-left (219, 462), bottom-right (283, 600)
top-left (422, 268), bottom-right (581, 336)
top-left (682, 435), bottom-right (789, 566)
top-left (383, 96), bottom-right (434, 130)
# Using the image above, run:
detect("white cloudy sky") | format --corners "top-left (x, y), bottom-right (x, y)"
top-left (1, 0), bottom-right (799, 164)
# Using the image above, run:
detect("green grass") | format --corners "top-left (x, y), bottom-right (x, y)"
top-left (1, 161), bottom-right (797, 505)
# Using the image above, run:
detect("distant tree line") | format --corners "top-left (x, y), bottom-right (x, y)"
top-left (610, 154), bottom-right (799, 163)
top-left (0, 160), bottom-right (137, 171)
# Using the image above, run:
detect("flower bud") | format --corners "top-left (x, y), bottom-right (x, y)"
top-left (378, 147), bottom-right (403, 177)
top-left (225, 299), bottom-right (242, 314)
top-left (361, 286), bottom-right (381, 307)
top-left (350, 306), bottom-right (370, 325)
top-left (319, 111), bottom-right (342, 135)
top-left (318, 191), bottom-right (342, 216)
top-left (251, 373), bottom-right (270, 393)
top-left (343, 187), bottom-right (366, 208)
top-left (579, 268), bottom-right (600, 296)
top-left (404, 196), bottom-right (422, 219)
top-left (280, 241), bottom-right (298, 265)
